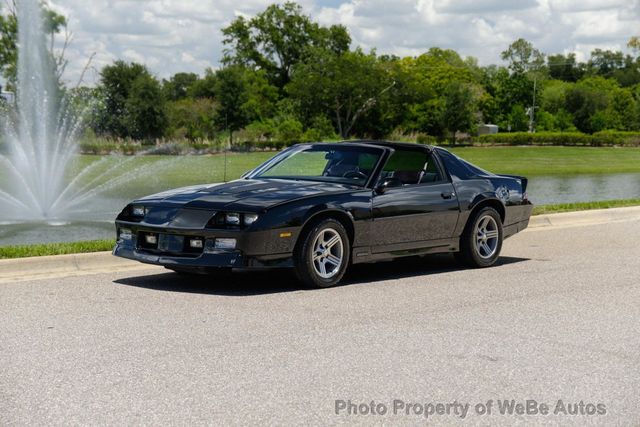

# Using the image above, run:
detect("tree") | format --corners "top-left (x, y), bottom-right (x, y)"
top-left (287, 49), bottom-right (389, 138)
top-left (214, 65), bottom-right (249, 143)
top-left (443, 82), bottom-right (477, 141)
top-left (222, 1), bottom-right (350, 88)
top-left (0, 10), bottom-right (17, 89)
top-left (392, 48), bottom-right (480, 136)
top-left (123, 73), bottom-right (167, 140)
top-left (506, 105), bottom-right (529, 132)
top-left (97, 61), bottom-right (167, 139)
top-left (241, 69), bottom-right (279, 122)
top-left (547, 53), bottom-right (583, 82)
top-left (629, 36), bottom-right (640, 55)
top-left (166, 98), bottom-right (217, 140)
top-left (189, 69), bottom-right (217, 98)
top-left (564, 76), bottom-right (617, 133)
top-left (0, 2), bottom-right (67, 89)
top-left (162, 72), bottom-right (199, 101)
top-left (501, 38), bottom-right (545, 74)
top-left (588, 49), bottom-right (625, 76)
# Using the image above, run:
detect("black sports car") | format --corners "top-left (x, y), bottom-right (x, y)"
top-left (113, 141), bottom-right (533, 287)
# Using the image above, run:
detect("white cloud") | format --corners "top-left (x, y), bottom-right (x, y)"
top-left (40, 0), bottom-right (640, 86)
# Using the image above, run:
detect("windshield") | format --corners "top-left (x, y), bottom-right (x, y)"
top-left (250, 145), bottom-right (384, 186)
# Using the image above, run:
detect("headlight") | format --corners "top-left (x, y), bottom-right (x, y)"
top-left (132, 205), bottom-right (145, 217)
top-left (225, 213), bottom-right (240, 225)
top-left (243, 213), bottom-right (258, 226)
top-left (118, 228), bottom-right (132, 240)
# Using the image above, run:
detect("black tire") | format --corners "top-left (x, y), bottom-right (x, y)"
top-left (294, 218), bottom-right (350, 288)
top-left (456, 206), bottom-right (503, 268)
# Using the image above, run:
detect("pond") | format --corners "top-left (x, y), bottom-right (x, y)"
top-left (1, 173), bottom-right (639, 246)
top-left (527, 173), bottom-right (640, 205)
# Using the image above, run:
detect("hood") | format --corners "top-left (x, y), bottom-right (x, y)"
top-left (135, 178), bottom-right (361, 211)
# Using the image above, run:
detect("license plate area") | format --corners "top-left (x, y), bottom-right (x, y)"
top-left (157, 234), bottom-right (184, 253)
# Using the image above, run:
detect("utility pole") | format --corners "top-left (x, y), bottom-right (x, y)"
top-left (528, 75), bottom-right (537, 133)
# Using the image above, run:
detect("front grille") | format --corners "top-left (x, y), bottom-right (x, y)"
top-left (137, 232), bottom-right (204, 257)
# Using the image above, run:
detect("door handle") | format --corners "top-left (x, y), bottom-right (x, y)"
top-left (441, 191), bottom-right (454, 199)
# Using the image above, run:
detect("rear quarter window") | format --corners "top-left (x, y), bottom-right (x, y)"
top-left (436, 148), bottom-right (493, 179)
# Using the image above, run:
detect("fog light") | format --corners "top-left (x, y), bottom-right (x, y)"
top-left (243, 213), bottom-right (258, 226)
top-left (119, 228), bottom-right (132, 240)
top-left (132, 205), bottom-right (145, 217)
top-left (214, 238), bottom-right (236, 249)
top-left (225, 213), bottom-right (240, 225)
top-left (145, 234), bottom-right (157, 245)
top-left (189, 238), bottom-right (203, 249)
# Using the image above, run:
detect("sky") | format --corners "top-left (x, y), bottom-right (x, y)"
top-left (44, 0), bottom-right (640, 86)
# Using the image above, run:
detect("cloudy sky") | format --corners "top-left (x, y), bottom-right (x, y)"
top-left (46, 0), bottom-right (639, 86)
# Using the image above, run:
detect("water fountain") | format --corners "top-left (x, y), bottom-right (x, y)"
top-left (0, 0), bottom-right (179, 244)
top-left (0, 0), bottom-right (82, 221)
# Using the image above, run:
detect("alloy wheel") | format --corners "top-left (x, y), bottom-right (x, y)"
top-left (311, 228), bottom-right (344, 279)
top-left (475, 215), bottom-right (499, 259)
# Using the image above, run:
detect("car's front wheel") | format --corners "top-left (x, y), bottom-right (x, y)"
top-left (456, 206), bottom-right (503, 268)
top-left (294, 218), bottom-right (350, 288)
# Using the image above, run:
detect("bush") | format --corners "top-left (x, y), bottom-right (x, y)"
top-left (275, 118), bottom-right (304, 144)
top-left (416, 134), bottom-right (438, 145)
top-left (473, 131), bottom-right (640, 147)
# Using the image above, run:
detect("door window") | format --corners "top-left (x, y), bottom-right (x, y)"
top-left (380, 149), bottom-right (443, 186)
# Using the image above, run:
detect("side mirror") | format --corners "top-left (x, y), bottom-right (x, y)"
top-left (375, 177), bottom-right (402, 194)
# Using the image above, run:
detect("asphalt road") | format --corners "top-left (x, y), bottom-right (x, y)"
top-left (1, 218), bottom-right (639, 426)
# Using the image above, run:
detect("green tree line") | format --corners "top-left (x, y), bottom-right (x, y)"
top-left (3, 2), bottom-right (640, 143)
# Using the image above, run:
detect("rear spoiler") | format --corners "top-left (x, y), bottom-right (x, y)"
top-left (498, 174), bottom-right (528, 193)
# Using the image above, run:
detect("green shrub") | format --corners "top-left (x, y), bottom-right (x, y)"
top-left (474, 131), bottom-right (640, 147)
top-left (416, 134), bottom-right (438, 145)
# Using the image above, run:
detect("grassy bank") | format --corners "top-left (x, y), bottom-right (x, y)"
top-left (0, 240), bottom-right (114, 259)
top-left (531, 199), bottom-right (640, 215)
top-left (2, 199), bottom-right (639, 259)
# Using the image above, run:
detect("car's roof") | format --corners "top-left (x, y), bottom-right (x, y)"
top-left (303, 140), bottom-right (436, 151)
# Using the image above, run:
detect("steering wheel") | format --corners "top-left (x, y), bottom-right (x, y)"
top-left (343, 170), bottom-right (368, 180)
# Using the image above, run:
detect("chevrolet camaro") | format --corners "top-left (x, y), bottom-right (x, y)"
top-left (113, 141), bottom-right (533, 287)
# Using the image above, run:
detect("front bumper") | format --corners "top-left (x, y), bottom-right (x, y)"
top-left (112, 221), bottom-right (298, 269)
top-left (113, 243), bottom-right (245, 268)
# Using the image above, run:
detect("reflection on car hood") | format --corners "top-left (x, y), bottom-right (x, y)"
top-left (135, 178), bottom-right (362, 211)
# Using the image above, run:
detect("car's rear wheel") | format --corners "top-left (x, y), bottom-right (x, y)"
top-left (456, 206), bottom-right (503, 268)
top-left (294, 218), bottom-right (350, 288)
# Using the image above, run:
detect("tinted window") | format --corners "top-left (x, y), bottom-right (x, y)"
top-left (380, 149), bottom-right (442, 185)
top-left (435, 148), bottom-right (493, 179)
top-left (254, 145), bottom-right (384, 186)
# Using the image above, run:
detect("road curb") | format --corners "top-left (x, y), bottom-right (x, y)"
top-left (1, 206), bottom-right (639, 283)
top-left (528, 205), bottom-right (640, 229)
top-left (0, 251), bottom-right (156, 284)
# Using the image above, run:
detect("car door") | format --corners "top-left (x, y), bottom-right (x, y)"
top-left (369, 147), bottom-right (460, 253)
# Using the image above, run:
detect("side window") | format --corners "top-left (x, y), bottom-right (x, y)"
top-left (420, 155), bottom-right (443, 184)
top-left (381, 149), bottom-right (443, 186)
top-left (436, 148), bottom-right (472, 179)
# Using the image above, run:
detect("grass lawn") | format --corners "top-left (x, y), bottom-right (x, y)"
top-left (0, 239), bottom-right (114, 259)
top-left (531, 199), bottom-right (640, 215)
top-left (446, 146), bottom-right (640, 176)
